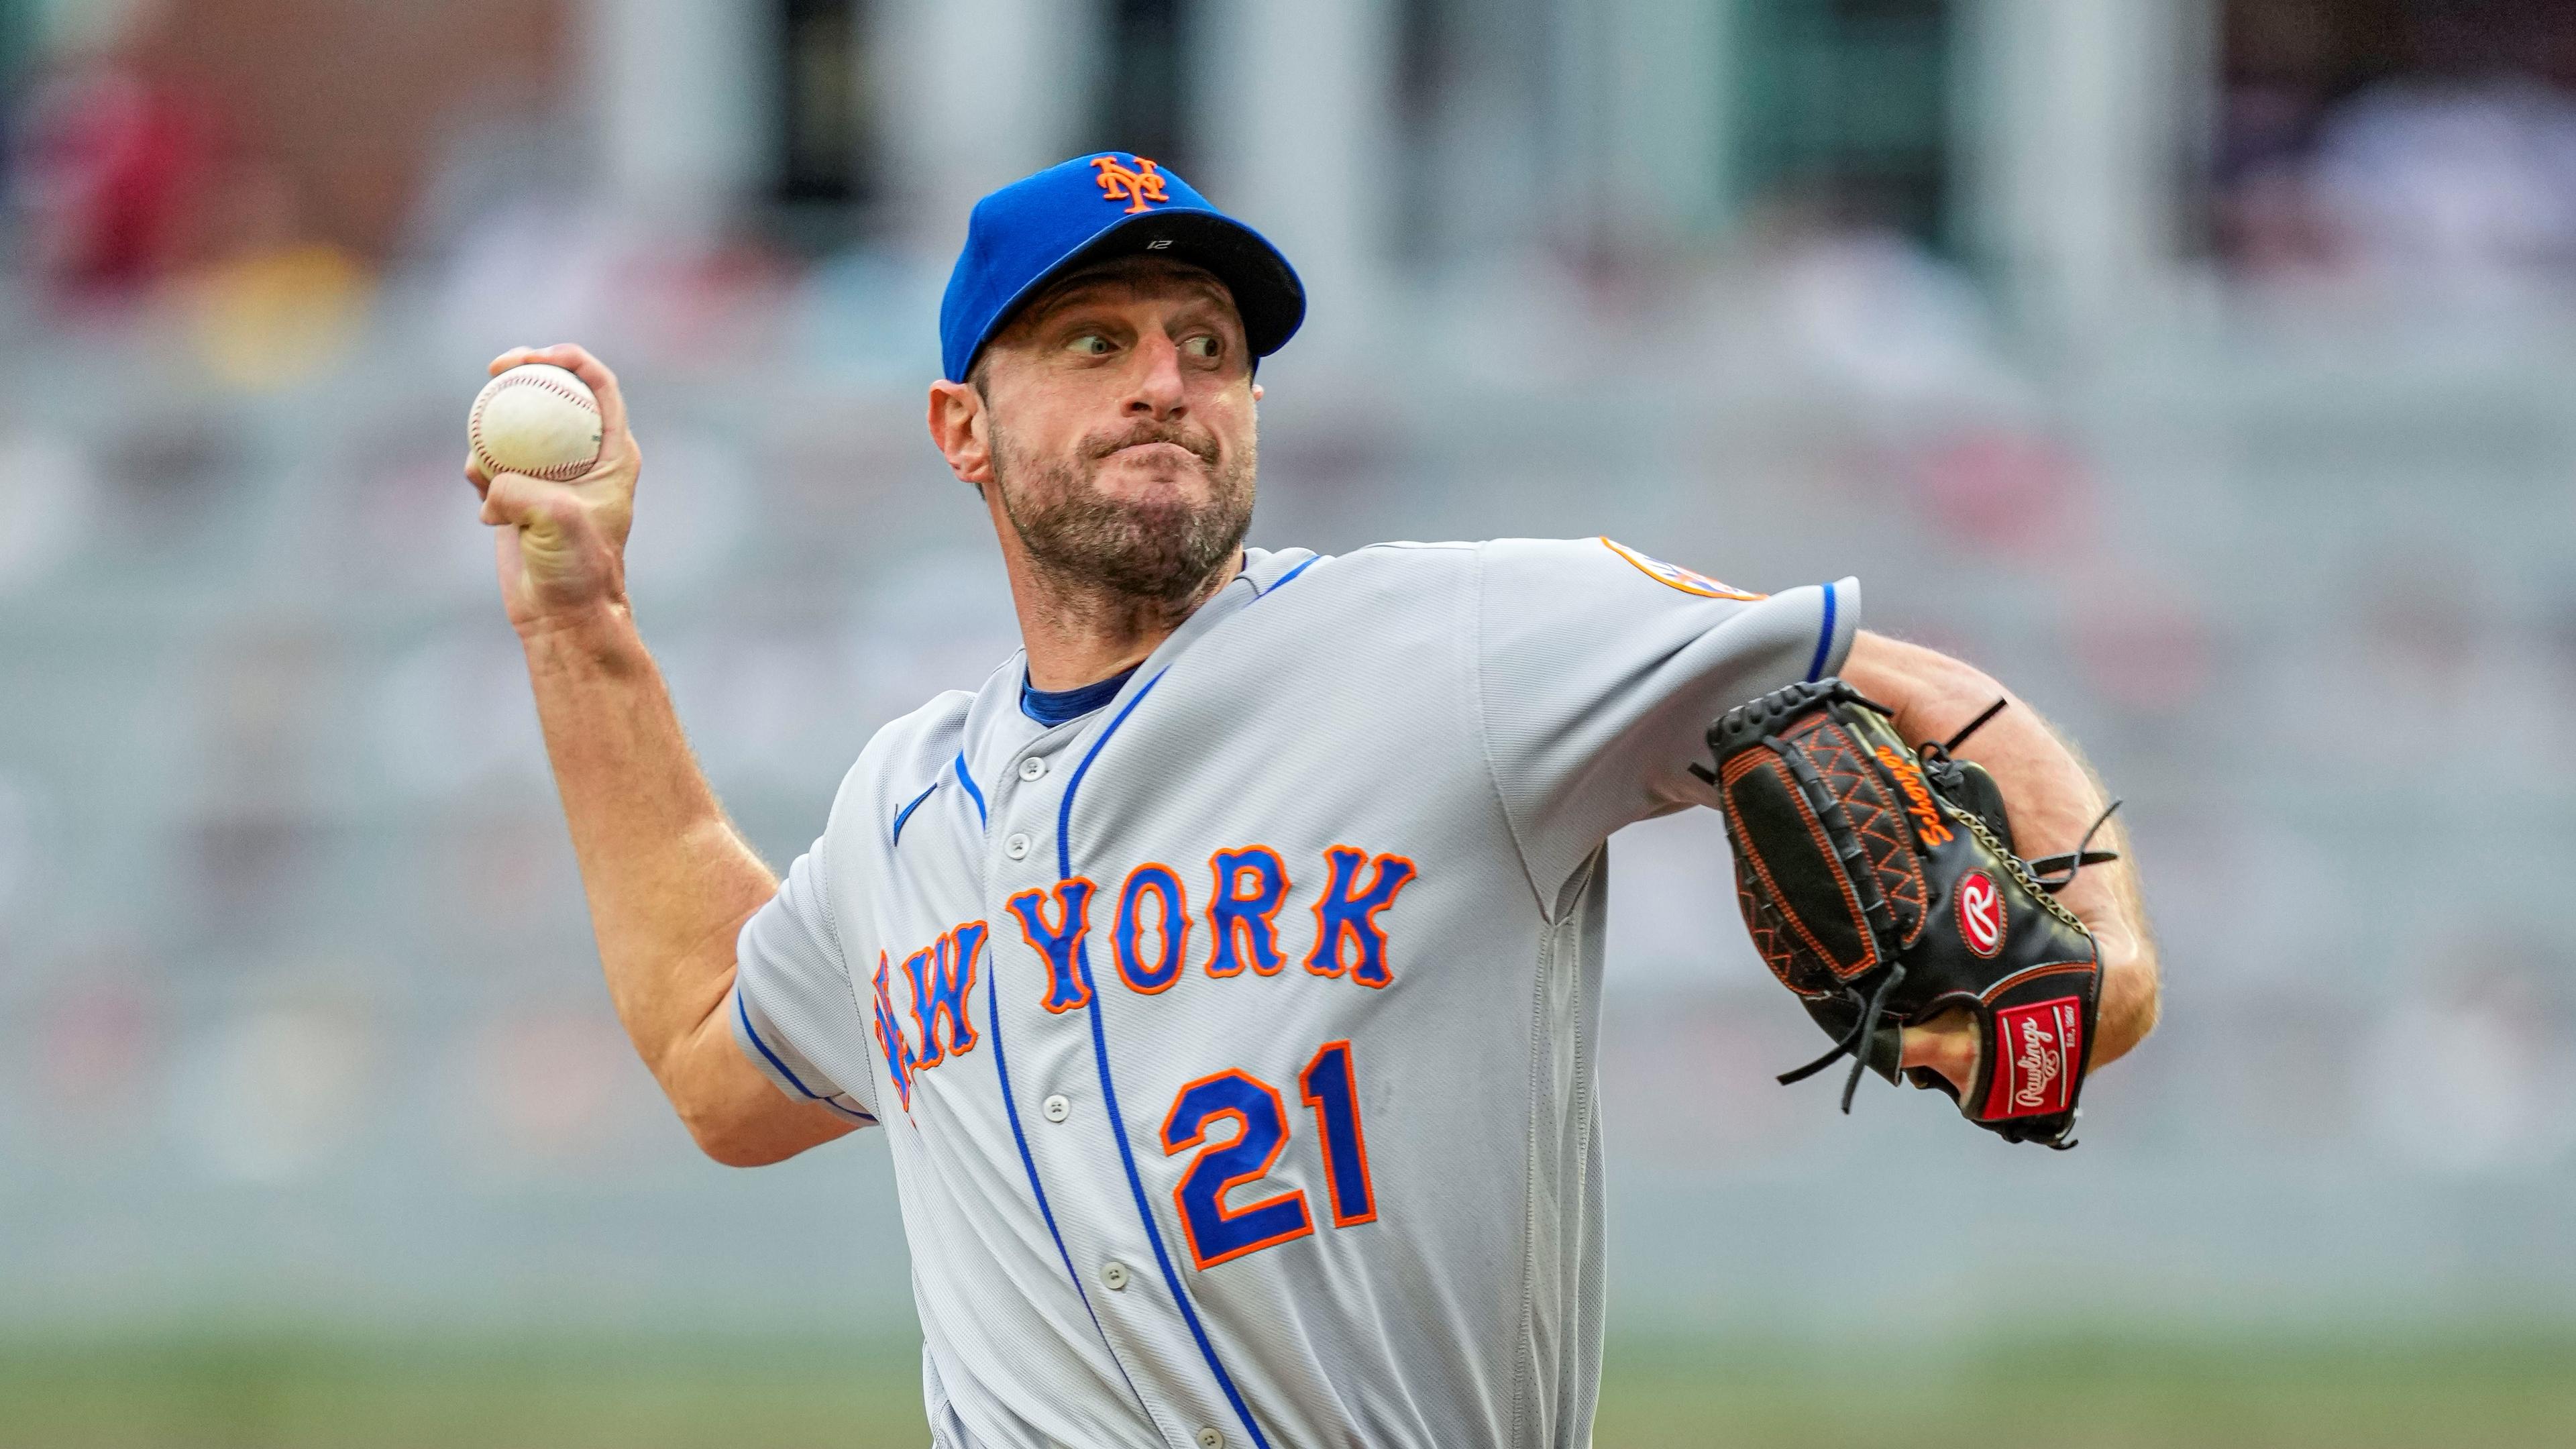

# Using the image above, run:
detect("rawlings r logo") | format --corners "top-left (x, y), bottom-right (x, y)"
top-left (1956, 870), bottom-right (2004, 956)
top-left (1091, 155), bottom-right (1169, 213)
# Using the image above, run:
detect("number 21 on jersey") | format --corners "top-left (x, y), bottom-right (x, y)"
top-left (1159, 1040), bottom-right (1378, 1270)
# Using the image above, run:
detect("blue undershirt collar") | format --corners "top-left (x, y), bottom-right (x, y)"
top-left (1020, 664), bottom-right (1139, 726)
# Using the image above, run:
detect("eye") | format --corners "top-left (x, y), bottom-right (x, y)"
top-left (1066, 332), bottom-right (1114, 357)
top-left (1181, 334), bottom-right (1222, 360)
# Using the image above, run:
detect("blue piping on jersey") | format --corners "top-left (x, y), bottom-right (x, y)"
top-left (979, 926), bottom-right (1149, 1416)
top-left (1805, 581), bottom-right (1839, 682)
top-left (1057, 670), bottom-right (1275, 1449)
top-left (952, 751), bottom-right (987, 827)
top-left (1055, 674), bottom-right (1165, 877)
top-left (890, 780), bottom-right (940, 848)
top-left (734, 989), bottom-right (877, 1123)
top-left (1250, 553), bottom-right (1318, 597)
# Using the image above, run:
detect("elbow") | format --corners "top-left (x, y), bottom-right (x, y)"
top-left (688, 1120), bottom-right (771, 1169)
top-left (673, 1089), bottom-right (798, 1169)
top-left (705, 1140), bottom-right (798, 1169)
top-left (657, 989), bottom-right (851, 1168)
top-left (683, 1110), bottom-right (793, 1169)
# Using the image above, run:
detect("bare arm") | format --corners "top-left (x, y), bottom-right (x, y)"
top-left (472, 343), bottom-right (856, 1167)
top-left (1841, 631), bottom-right (2161, 1087)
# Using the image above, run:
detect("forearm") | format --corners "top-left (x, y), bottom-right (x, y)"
top-left (519, 608), bottom-right (781, 1109)
top-left (476, 343), bottom-right (852, 1165)
top-left (1845, 633), bottom-right (2161, 1067)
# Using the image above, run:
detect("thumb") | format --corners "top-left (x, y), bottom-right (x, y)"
top-left (480, 470), bottom-right (561, 529)
top-left (482, 471), bottom-right (597, 561)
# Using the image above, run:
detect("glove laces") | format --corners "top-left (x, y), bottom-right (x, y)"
top-left (1774, 960), bottom-right (1908, 1112)
top-left (2029, 798), bottom-right (2124, 892)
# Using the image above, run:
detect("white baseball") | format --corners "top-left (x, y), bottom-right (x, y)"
top-left (468, 364), bottom-right (603, 482)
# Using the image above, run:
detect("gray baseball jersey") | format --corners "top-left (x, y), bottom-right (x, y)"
top-left (728, 538), bottom-right (1858, 1449)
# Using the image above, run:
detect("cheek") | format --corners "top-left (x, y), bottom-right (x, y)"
top-left (1200, 388), bottom-right (1258, 447)
top-left (995, 404), bottom-right (1087, 468)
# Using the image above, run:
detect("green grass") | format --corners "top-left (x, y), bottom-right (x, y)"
top-left (4, 1331), bottom-right (2571, 1447)
top-left (1594, 1335), bottom-right (2576, 1448)
top-left (0, 1335), bottom-right (928, 1449)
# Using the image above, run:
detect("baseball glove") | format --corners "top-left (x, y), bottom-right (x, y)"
top-left (1693, 679), bottom-right (2120, 1148)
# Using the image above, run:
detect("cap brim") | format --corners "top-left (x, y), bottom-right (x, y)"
top-left (965, 208), bottom-right (1306, 378)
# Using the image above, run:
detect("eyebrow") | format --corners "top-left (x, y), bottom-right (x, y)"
top-left (1023, 272), bottom-right (1236, 330)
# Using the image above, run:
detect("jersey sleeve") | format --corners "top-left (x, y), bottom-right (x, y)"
top-left (729, 836), bottom-right (880, 1126)
top-left (1476, 537), bottom-right (1860, 906)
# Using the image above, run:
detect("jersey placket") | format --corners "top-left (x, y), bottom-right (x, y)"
top-left (1053, 640), bottom-right (1293, 1449)
top-left (982, 717), bottom-right (1217, 1449)
top-left (969, 566), bottom-right (1307, 1449)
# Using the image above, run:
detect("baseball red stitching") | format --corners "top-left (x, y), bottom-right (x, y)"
top-left (470, 372), bottom-right (601, 483)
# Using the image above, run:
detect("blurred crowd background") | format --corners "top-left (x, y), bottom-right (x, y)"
top-left (3, 0), bottom-right (2575, 1443)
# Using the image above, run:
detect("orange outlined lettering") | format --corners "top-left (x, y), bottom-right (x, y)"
top-left (1304, 846), bottom-right (1418, 989)
top-left (1115, 862), bottom-right (1191, 994)
top-left (1007, 879), bottom-right (1098, 1013)
top-left (1205, 845), bottom-right (1290, 977)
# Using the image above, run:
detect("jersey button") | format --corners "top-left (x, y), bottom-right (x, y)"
top-left (1099, 1260), bottom-right (1130, 1291)
top-left (1041, 1093), bottom-right (1070, 1123)
top-left (1005, 832), bottom-right (1033, 860)
top-left (1018, 757), bottom-right (1048, 782)
top-left (1197, 1429), bottom-right (1225, 1449)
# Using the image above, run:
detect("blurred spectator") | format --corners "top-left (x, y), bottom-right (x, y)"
top-left (11, 43), bottom-right (219, 305)
top-left (2313, 78), bottom-right (2576, 291)
top-left (177, 157), bottom-right (370, 388)
top-left (2216, 0), bottom-right (2576, 290)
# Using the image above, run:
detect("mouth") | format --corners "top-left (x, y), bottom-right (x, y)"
top-left (1103, 440), bottom-right (1209, 470)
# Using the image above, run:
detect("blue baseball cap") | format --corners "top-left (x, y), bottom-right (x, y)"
top-left (939, 152), bottom-right (1305, 384)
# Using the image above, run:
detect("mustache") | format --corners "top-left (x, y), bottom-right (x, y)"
top-left (1082, 421), bottom-right (1221, 466)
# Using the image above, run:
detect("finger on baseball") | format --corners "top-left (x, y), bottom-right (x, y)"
top-left (488, 346), bottom-right (541, 376)
top-left (464, 451), bottom-right (492, 497)
top-left (527, 343), bottom-right (630, 441)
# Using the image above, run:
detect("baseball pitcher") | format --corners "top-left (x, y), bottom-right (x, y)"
top-left (468, 153), bottom-right (2160, 1448)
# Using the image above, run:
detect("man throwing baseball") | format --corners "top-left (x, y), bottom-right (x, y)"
top-left (470, 153), bottom-right (2159, 1448)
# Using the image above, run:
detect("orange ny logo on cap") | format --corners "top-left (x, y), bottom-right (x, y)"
top-left (1091, 154), bottom-right (1169, 214)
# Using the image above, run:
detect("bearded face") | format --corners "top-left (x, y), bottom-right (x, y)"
top-left (986, 382), bottom-right (1257, 608)
top-left (935, 256), bottom-right (1265, 619)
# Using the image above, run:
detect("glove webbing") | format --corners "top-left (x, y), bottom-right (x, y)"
top-left (1760, 725), bottom-right (1904, 1112)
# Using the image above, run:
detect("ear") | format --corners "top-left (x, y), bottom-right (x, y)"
top-left (927, 380), bottom-right (994, 489)
top-left (1251, 382), bottom-right (1264, 402)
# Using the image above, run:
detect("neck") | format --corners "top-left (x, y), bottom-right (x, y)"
top-left (1005, 545), bottom-right (1243, 691)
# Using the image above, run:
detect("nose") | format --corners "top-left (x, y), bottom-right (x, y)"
top-left (1126, 332), bottom-right (1187, 420)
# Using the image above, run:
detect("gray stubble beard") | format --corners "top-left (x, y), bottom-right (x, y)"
top-left (991, 421), bottom-right (1258, 621)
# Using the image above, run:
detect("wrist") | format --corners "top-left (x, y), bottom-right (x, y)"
top-left (517, 602), bottom-right (645, 672)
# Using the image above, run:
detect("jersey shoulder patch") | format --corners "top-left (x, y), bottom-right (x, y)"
top-left (1597, 537), bottom-right (1766, 600)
